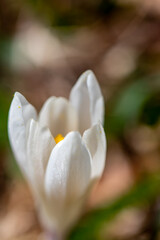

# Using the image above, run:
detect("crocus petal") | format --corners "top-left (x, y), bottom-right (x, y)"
top-left (8, 92), bottom-right (37, 176)
top-left (69, 70), bottom-right (104, 133)
top-left (45, 131), bottom-right (91, 202)
top-left (39, 97), bottom-right (78, 137)
top-left (26, 119), bottom-right (55, 190)
top-left (44, 131), bottom-right (91, 233)
top-left (83, 123), bottom-right (106, 179)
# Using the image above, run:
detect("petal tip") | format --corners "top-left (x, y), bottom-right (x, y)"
top-left (14, 91), bottom-right (22, 97)
top-left (80, 69), bottom-right (95, 81)
top-left (14, 92), bottom-right (25, 101)
top-left (66, 131), bottom-right (81, 140)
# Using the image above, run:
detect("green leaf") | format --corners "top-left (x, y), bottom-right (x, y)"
top-left (140, 92), bottom-right (160, 125)
top-left (0, 88), bottom-right (12, 149)
top-left (105, 79), bottom-right (152, 136)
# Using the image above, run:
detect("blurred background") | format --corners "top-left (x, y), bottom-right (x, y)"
top-left (0, 0), bottom-right (160, 239)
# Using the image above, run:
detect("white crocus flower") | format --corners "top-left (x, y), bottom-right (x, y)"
top-left (8, 70), bottom-right (106, 240)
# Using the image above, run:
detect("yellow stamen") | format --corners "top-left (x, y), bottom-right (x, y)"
top-left (55, 134), bottom-right (64, 144)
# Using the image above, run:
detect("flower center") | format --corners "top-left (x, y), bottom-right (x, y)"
top-left (54, 134), bottom-right (64, 144)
